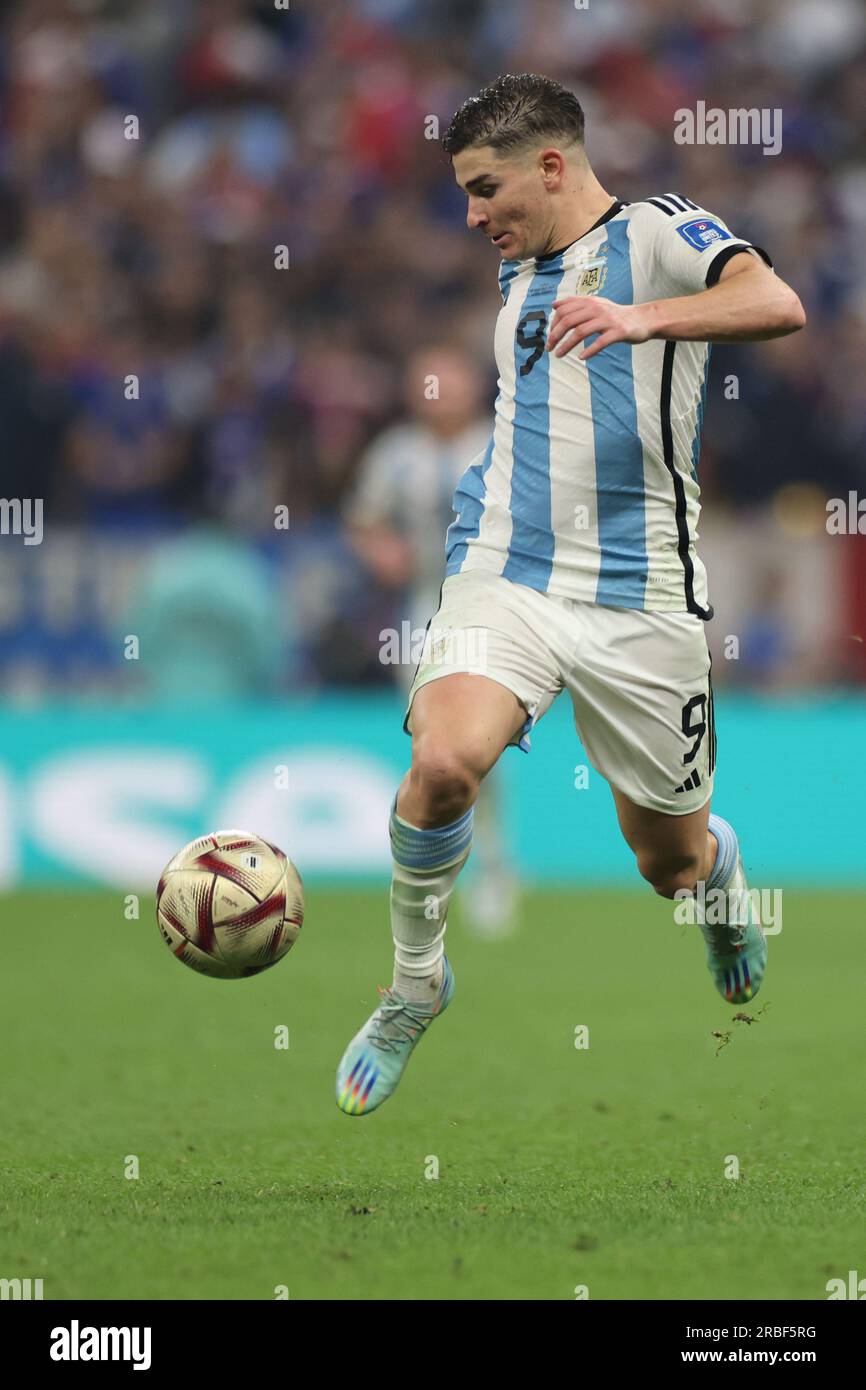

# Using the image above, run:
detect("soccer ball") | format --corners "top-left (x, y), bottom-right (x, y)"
top-left (156, 830), bottom-right (304, 979)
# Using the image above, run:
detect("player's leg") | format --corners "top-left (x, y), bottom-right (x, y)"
top-left (608, 788), bottom-right (716, 899)
top-left (336, 673), bottom-right (528, 1116)
top-left (395, 671), bottom-right (525, 827)
top-left (563, 603), bottom-right (766, 1004)
top-left (389, 672), bottom-right (526, 992)
top-left (391, 611), bottom-right (520, 941)
top-left (610, 784), bottom-right (766, 1004)
top-left (336, 571), bottom-right (562, 1116)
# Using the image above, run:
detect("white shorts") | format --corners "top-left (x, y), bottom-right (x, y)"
top-left (404, 570), bottom-right (715, 816)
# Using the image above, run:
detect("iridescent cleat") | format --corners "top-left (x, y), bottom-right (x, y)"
top-left (336, 957), bottom-right (455, 1116)
top-left (700, 851), bottom-right (767, 1004)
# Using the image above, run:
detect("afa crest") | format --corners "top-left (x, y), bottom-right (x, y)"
top-left (574, 257), bottom-right (607, 296)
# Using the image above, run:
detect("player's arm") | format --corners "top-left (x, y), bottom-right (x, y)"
top-left (347, 520), bottom-right (415, 588)
top-left (635, 252), bottom-right (804, 343)
top-left (547, 252), bottom-right (805, 360)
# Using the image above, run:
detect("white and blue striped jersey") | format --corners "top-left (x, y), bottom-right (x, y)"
top-left (445, 194), bottom-right (772, 617)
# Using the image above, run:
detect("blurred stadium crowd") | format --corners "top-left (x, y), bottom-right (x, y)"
top-left (1, 0), bottom-right (866, 699)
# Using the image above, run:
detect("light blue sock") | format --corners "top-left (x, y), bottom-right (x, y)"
top-left (389, 797), bottom-right (474, 1002)
top-left (707, 813), bottom-right (738, 889)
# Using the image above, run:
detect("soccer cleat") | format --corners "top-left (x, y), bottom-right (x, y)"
top-left (700, 851), bottom-right (767, 1004)
top-left (336, 956), bottom-right (455, 1116)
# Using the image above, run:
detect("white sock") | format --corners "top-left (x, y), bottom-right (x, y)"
top-left (389, 798), bottom-right (473, 1004)
top-left (707, 813), bottom-right (739, 889)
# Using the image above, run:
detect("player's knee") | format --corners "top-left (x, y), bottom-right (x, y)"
top-left (408, 742), bottom-right (478, 822)
top-left (638, 849), bottom-right (702, 901)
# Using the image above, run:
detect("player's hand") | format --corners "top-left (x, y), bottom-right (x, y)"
top-left (546, 296), bottom-right (652, 361)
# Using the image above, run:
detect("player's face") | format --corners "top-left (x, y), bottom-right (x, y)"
top-left (453, 146), bottom-right (554, 260)
top-left (406, 349), bottom-right (484, 430)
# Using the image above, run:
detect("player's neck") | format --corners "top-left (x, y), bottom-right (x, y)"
top-left (544, 178), bottom-right (617, 257)
top-left (428, 419), bottom-right (471, 442)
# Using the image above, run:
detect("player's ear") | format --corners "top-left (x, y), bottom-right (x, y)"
top-left (539, 147), bottom-right (565, 188)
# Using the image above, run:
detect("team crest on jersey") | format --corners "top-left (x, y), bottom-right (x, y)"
top-left (574, 255), bottom-right (607, 296)
top-left (429, 629), bottom-right (453, 663)
top-left (677, 218), bottom-right (732, 251)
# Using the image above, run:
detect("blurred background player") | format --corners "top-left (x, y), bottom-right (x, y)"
top-left (343, 342), bottom-right (521, 935)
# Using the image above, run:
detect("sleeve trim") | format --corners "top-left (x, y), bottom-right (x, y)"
top-left (705, 243), bottom-right (773, 287)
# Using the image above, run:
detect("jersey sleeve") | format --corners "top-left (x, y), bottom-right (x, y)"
top-left (640, 195), bottom-right (773, 297)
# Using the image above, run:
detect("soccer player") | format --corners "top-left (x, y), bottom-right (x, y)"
top-left (336, 73), bottom-right (806, 1116)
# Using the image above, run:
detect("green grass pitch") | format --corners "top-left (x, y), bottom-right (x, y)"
top-left (1, 886), bottom-right (864, 1300)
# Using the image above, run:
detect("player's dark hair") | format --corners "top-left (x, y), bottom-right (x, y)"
top-left (441, 73), bottom-right (585, 160)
